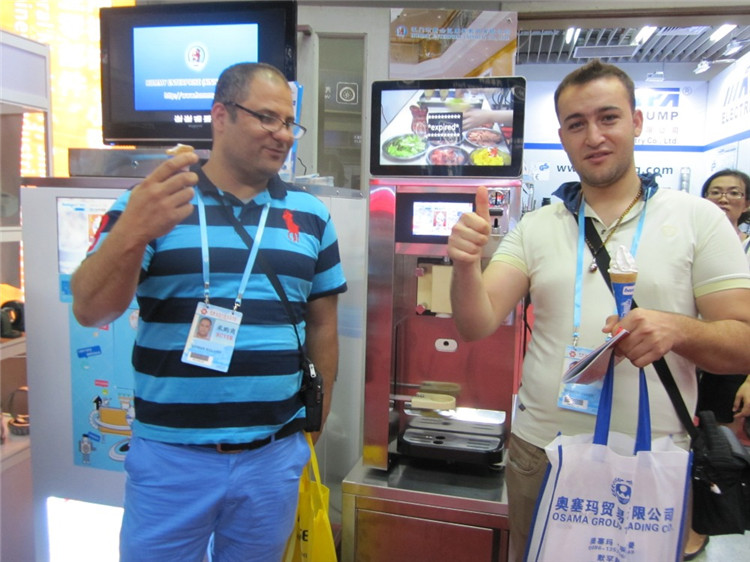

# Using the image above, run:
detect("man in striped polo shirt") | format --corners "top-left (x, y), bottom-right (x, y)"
top-left (72, 62), bottom-right (347, 561)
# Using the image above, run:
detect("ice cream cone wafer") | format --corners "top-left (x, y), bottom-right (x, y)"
top-left (609, 271), bottom-right (637, 284)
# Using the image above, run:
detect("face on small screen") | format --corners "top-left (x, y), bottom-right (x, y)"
top-left (412, 201), bottom-right (473, 237)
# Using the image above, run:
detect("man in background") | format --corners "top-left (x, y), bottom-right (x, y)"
top-left (72, 62), bottom-right (347, 561)
top-left (447, 59), bottom-right (750, 561)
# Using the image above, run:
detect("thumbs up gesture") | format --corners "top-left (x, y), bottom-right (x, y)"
top-left (447, 186), bottom-right (491, 265)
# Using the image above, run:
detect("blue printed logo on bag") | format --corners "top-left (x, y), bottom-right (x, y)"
top-left (526, 365), bottom-right (691, 562)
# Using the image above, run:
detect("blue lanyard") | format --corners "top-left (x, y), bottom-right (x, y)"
top-left (572, 188), bottom-right (650, 344)
top-left (196, 193), bottom-right (270, 310)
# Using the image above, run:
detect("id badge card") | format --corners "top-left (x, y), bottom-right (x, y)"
top-left (181, 303), bottom-right (242, 373)
top-left (557, 344), bottom-right (603, 415)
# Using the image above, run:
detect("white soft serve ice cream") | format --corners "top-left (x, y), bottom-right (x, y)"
top-left (609, 245), bottom-right (638, 278)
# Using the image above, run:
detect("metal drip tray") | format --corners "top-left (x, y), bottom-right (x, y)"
top-left (408, 416), bottom-right (503, 437)
top-left (398, 428), bottom-right (504, 465)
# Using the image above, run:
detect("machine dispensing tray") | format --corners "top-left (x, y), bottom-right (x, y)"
top-left (398, 408), bottom-right (505, 466)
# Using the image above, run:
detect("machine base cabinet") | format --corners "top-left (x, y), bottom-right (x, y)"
top-left (341, 459), bottom-right (509, 562)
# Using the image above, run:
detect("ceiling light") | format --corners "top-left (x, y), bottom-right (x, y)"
top-left (693, 60), bottom-right (712, 74)
top-left (635, 26), bottom-right (657, 45)
top-left (710, 24), bottom-right (736, 43)
top-left (574, 45), bottom-right (640, 58)
top-left (565, 27), bottom-right (580, 45)
top-left (722, 40), bottom-right (743, 57)
top-left (646, 71), bottom-right (665, 82)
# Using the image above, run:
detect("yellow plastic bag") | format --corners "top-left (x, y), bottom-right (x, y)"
top-left (284, 432), bottom-right (337, 562)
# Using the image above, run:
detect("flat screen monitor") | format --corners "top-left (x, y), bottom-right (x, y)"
top-left (370, 76), bottom-right (525, 178)
top-left (395, 192), bottom-right (475, 246)
top-left (100, 1), bottom-right (297, 148)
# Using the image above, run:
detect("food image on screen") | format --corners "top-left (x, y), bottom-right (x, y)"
top-left (412, 201), bottom-right (473, 237)
top-left (427, 146), bottom-right (469, 166)
top-left (470, 146), bottom-right (512, 166)
top-left (464, 128), bottom-right (503, 148)
top-left (383, 134), bottom-right (428, 160)
top-left (370, 76), bottom-right (525, 177)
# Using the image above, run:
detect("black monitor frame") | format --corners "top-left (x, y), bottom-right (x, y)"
top-left (100, 1), bottom-right (297, 148)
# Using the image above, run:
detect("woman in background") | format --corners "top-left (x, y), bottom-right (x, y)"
top-left (685, 168), bottom-right (750, 560)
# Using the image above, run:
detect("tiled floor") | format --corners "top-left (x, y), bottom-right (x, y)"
top-left (690, 532), bottom-right (750, 561)
top-left (692, 436), bottom-right (750, 561)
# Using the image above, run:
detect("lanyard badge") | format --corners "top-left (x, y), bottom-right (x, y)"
top-left (181, 194), bottom-right (270, 372)
top-left (182, 303), bottom-right (242, 372)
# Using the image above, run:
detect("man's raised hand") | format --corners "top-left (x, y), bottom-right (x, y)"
top-left (447, 185), bottom-right (491, 265)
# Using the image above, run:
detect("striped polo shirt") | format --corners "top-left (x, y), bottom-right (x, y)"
top-left (89, 167), bottom-right (347, 444)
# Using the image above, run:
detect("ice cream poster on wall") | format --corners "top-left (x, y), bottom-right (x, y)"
top-left (58, 196), bottom-right (135, 471)
top-left (389, 9), bottom-right (517, 79)
top-left (69, 308), bottom-right (137, 471)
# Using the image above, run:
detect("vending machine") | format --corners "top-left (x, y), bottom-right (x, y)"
top-left (363, 76), bottom-right (527, 470)
top-left (340, 75), bottom-right (527, 562)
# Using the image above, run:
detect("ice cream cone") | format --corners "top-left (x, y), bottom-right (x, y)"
top-left (609, 246), bottom-right (638, 318)
top-left (610, 271), bottom-right (637, 318)
top-left (609, 271), bottom-right (638, 285)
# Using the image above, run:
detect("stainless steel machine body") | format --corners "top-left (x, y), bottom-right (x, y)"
top-left (364, 177), bottom-right (525, 470)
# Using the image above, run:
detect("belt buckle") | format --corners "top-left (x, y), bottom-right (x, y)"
top-left (215, 443), bottom-right (242, 454)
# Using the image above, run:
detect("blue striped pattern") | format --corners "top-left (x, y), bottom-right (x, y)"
top-left (90, 169), bottom-right (347, 444)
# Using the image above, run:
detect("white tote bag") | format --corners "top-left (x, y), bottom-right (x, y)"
top-left (525, 358), bottom-right (691, 562)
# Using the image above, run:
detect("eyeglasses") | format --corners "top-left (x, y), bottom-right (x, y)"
top-left (224, 101), bottom-right (306, 139)
top-left (706, 188), bottom-right (746, 200)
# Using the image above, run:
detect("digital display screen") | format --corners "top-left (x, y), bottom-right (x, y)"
top-left (371, 77), bottom-right (525, 178)
top-left (132, 24), bottom-right (259, 112)
top-left (100, 1), bottom-right (296, 147)
top-left (412, 201), bottom-right (472, 237)
top-left (394, 192), bottom-right (475, 245)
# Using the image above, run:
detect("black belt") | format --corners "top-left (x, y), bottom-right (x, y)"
top-left (199, 418), bottom-right (304, 454)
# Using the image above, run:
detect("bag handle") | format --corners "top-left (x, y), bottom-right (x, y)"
top-left (593, 355), bottom-right (651, 452)
top-left (304, 432), bottom-right (324, 486)
top-left (580, 214), bottom-right (699, 442)
top-left (592, 354), bottom-right (615, 444)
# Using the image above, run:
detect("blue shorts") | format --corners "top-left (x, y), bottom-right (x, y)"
top-left (120, 431), bottom-right (309, 562)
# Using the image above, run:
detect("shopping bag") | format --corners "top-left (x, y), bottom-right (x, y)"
top-left (525, 356), bottom-right (692, 562)
top-left (284, 432), bottom-right (338, 562)
top-left (691, 410), bottom-right (750, 535)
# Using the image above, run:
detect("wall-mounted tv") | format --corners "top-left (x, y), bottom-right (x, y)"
top-left (100, 1), bottom-right (297, 148)
top-left (370, 77), bottom-right (526, 178)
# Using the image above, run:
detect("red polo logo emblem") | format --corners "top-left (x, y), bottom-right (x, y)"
top-left (282, 209), bottom-right (300, 242)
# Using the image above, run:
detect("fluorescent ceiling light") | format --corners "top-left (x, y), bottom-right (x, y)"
top-left (635, 26), bottom-right (657, 45)
top-left (710, 24), bottom-right (736, 43)
top-left (565, 27), bottom-right (580, 45)
top-left (723, 40), bottom-right (743, 57)
top-left (693, 60), bottom-right (711, 74)
top-left (574, 44), bottom-right (640, 58)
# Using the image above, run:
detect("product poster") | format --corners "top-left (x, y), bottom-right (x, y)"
top-left (58, 195), bottom-right (136, 472)
top-left (68, 307), bottom-right (137, 472)
top-left (389, 9), bottom-right (517, 79)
